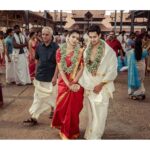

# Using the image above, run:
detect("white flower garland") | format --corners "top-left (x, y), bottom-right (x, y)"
top-left (85, 39), bottom-right (104, 75)
top-left (60, 43), bottom-right (80, 74)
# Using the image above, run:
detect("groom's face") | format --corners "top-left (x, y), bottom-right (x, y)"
top-left (88, 32), bottom-right (100, 46)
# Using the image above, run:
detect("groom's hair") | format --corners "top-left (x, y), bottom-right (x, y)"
top-left (88, 24), bottom-right (101, 35)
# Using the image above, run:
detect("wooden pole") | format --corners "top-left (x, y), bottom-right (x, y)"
top-left (114, 10), bottom-right (117, 34)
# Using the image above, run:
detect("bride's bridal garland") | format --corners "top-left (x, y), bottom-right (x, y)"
top-left (60, 43), bottom-right (79, 74)
top-left (85, 39), bottom-right (104, 75)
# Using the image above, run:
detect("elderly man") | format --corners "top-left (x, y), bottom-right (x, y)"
top-left (79, 24), bottom-right (118, 139)
top-left (23, 27), bottom-right (59, 126)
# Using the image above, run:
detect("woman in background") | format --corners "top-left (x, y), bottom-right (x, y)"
top-left (28, 32), bottom-right (38, 80)
top-left (128, 37), bottom-right (150, 100)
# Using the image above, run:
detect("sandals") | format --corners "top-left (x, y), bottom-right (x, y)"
top-left (23, 118), bottom-right (38, 126)
top-left (129, 94), bottom-right (146, 100)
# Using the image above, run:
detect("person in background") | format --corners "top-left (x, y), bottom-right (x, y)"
top-left (28, 31), bottom-right (38, 80)
top-left (4, 28), bottom-right (15, 84)
top-left (0, 31), bottom-right (5, 67)
top-left (106, 31), bottom-right (124, 71)
top-left (142, 33), bottom-right (150, 74)
top-left (54, 35), bottom-right (61, 46)
top-left (106, 31), bottom-right (124, 58)
top-left (117, 31), bottom-right (127, 53)
top-left (12, 25), bottom-right (31, 86)
top-left (37, 30), bottom-right (43, 44)
top-left (128, 37), bottom-right (150, 100)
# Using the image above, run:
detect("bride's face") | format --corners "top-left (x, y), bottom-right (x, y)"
top-left (68, 32), bottom-right (80, 47)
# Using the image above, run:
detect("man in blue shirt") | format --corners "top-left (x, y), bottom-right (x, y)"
top-left (23, 26), bottom-right (59, 126)
top-left (5, 28), bottom-right (15, 84)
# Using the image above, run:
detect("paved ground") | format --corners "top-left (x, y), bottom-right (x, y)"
top-left (0, 67), bottom-right (150, 139)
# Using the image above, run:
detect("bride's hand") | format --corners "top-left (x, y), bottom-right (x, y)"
top-left (70, 84), bottom-right (80, 92)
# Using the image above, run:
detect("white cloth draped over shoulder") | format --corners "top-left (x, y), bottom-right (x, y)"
top-left (12, 33), bottom-right (31, 85)
top-left (79, 42), bottom-right (118, 101)
top-left (12, 33), bottom-right (29, 62)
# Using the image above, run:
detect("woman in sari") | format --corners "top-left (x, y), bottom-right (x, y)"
top-left (142, 34), bottom-right (150, 73)
top-left (128, 37), bottom-right (150, 100)
top-left (51, 30), bottom-right (84, 139)
top-left (28, 32), bottom-right (38, 80)
top-left (0, 31), bottom-right (5, 67)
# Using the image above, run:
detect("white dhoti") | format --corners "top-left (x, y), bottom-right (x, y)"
top-left (84, 88), bottom-right (110, 139)
top-left (5, 54), bottom-right (15, 83)
top-left (29, 79), bottom-right (55, 120)
top-left (13, 53), bottom-right (31, 85)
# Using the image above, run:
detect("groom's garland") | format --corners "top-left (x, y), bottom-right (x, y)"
top-left (85, 40), bottom-right (104, 75)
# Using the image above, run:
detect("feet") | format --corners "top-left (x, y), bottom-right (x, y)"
top-left (23, 118), bottom-right (38, 126)
top-left (129, 94), bottom-right (146, 101)
top-left (49, 111), bottom-right (54, 119)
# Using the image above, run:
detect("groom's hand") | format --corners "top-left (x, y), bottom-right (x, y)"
top-left (93, 82), bottom-right (106, 94)
top-left (93, 84), bottom-right (103, 94)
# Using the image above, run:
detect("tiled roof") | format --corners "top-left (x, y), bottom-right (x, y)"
top-left (110, 12), bottom-right (147, 22)
top-left (65, 22), bottom-right (111, 32)
top-left (100, 24), bottom-right (112, 32)
top-left (72, 10), bottom-right (105, 18)
top-left (33, 11), bottom-right (53, 20)
top-left (64, 13), bottom-right (75, 29)
top-left (101, 15), bottom-right (112, 28)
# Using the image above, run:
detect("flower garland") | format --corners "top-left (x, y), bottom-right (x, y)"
top-left (60, 43), bottom-right (79, 74)
top-left (85, 39), bottom-right (104, 75)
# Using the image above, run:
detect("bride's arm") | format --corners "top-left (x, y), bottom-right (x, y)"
top-left (57, 63), bottom-right (71, 88)
top-left (72, 63), bottom-right (84, 84)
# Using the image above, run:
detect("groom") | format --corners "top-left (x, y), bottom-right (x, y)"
top-left (79, 25), bottom-right (118, 139)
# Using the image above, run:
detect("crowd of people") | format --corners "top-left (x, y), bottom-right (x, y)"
top-left (105, 28), bottom-right (150, 100)
top-left (0, 24), bottom-right (150, 139)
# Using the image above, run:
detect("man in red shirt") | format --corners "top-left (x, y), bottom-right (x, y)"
top-left (106, 31), bottom-right (124, 58)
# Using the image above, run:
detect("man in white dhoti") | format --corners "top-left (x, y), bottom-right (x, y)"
top-left (117, 31), bottom-right (127, 53)
top-left (4, 28), bottom-right (15, 84)
top-left (79, 25), bottom-right (118, 139)
top-left (12, 25), bottom-right (31, 85)
top-left (23, 27), bottom-right (59, 126)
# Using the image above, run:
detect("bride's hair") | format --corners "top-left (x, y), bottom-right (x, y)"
top-left (67, 30), bottom-right (80, 37)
